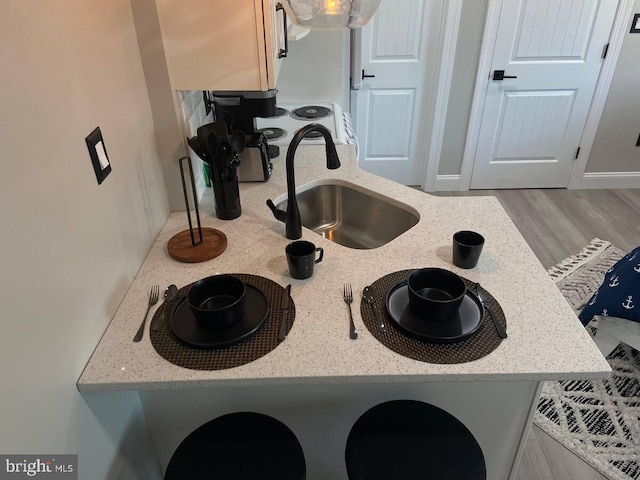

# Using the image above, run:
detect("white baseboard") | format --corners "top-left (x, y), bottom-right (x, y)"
top-left (432, 174), bottom-right (462, 191)
top-left (430, 172), bottom-right (640, 191)
top-left (422, 172), bottom-right (640, 191)
top-left (574, 172), bottom-right (640, 189)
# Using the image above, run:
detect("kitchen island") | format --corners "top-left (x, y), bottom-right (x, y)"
top-left (78, 144), bottom-right (610, 479)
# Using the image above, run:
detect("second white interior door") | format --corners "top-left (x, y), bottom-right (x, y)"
top-left (470, 0), bottom-right (618, 189)
top-left (354, 0), bottom-right (443, 185)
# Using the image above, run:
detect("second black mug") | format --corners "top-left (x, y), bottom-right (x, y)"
top-left (286, 240), bottom-right (324, 279)
top-left (452, 230), bottom-right (485, 269)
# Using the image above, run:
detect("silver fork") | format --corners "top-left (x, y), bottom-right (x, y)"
top-left (343, 284), bottom-right (358, 340)
top-left (133, 285), bottom-right (160, 342)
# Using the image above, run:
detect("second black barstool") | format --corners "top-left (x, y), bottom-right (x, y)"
top-left (164, 412), bottom-right (306, 480)
top-left (345, 399), bottom-right (486, 480)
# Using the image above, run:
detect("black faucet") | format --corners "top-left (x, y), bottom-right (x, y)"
top-left (267, 124), bottom-right (341, 239)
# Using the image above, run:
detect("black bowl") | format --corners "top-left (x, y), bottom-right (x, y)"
top-left (187, 275), bottom-right (246, 328)
top-left (407, 268), bottom-right (466, 321)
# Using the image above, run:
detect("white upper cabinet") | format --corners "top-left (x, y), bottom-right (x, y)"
top-left (154, 0), bottom-right (286, 91)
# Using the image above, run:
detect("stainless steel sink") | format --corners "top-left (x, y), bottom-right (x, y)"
top-left (275, 180), bottom-right (419, 249)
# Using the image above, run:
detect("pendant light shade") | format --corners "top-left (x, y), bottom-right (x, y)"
top-left (280, 0), bottom-right (382, 30)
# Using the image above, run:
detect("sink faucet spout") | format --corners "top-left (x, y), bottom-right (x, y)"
top-left (267, 123), bottom-right (341, 240)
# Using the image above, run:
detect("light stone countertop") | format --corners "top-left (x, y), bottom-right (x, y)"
top-left (77, 145), bottom-right (611, 392)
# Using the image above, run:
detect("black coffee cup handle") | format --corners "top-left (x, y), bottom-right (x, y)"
top-left (315, 247), bottom-right (324, 264)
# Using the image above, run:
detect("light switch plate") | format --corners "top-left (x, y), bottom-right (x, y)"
top-left (85, 127), bottom-right (111, 185)
top-left (631, 14), bottom-right (640, 33)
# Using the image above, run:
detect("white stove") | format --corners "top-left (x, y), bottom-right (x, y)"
top-left (255, 103), bottom-right (348, 146)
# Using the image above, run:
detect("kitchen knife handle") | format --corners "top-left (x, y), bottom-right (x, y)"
top-left (486, 306), bottom-right (507, 339)
top-left (278, 310), bottom-right (288, 341)
top-left (371, 302), bottom-right (386, 332)
top-left (278, 285), bottom-right (292, 342)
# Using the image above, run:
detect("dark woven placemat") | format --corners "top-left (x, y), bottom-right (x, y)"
top-left (150, 274), bottom-right (294, 370)
top-left (360, 270), bottom-right (506, 364)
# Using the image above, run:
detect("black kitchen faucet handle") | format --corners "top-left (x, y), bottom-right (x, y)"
top-left (266, 199), bottom-right (286, 222)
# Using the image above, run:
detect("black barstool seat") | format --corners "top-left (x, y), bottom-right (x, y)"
top-left (165, 412), bottom-right (306, 480)
top-left (345, 400), bottom-right (486, 480)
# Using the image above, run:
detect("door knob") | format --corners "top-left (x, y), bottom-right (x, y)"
top-left (362, 69), bottom-right (376, 80)
top-left (492, 70), bottom-right (517, 81)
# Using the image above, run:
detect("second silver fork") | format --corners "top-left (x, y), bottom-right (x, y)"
top-left (343, 283), bottom-right (358, 340)
top-left (133, 285), bottom-right (160, 342)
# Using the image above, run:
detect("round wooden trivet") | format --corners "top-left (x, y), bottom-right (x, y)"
top-left (360, 270), bottom-right (506, 364)
top-left (149, 274), bottom-right (295, 370)
top-left (167, 228), bottom-right (227, 263)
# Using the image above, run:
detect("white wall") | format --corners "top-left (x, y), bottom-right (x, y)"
top-left (130, 0), bottom-right (190, 212)
top-left (439, 0), bottom-right (488, 176)
top-left (0, 1), bottom-right (167, 478)
top-left (587, 0), bottom-right (640, 173)
top-left (276, 29), bottom-right (350, 107)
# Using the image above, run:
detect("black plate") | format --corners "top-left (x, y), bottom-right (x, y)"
top-left (386, 281), bottom-right (483, 343)
top-left (170, 285), bottom-right (269, 349)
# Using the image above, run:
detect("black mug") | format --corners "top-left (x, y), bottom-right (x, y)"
top-left (286, 241), bottom-right (324, 279)
top-left (452, 230), bottom-right (485, 269)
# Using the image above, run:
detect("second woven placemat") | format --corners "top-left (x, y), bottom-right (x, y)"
top-left (360, 269), bottom-right (506, 364)
top-left (150, 274), bottom-right (294, 371)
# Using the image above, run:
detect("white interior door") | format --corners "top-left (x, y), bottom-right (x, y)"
top-left (354, 0), bottom-right (441, 185)
top-left (470, 0), bottom-right (618, 189)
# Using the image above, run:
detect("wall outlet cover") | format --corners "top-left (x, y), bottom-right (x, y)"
top-left (85, 127), bottom-right (111, 185)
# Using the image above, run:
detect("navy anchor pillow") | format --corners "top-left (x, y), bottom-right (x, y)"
top-left (579, 245), bottom-right (640, 326)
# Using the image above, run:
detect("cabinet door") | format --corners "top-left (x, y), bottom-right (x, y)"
top-left (155, 0), bottom-right (277, 91)
top-left (263, 0), bottom-right (286, 89)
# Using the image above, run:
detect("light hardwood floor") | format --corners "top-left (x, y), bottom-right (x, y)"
top-left (435, 188), bottom-right (640, 480)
